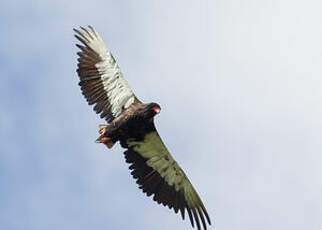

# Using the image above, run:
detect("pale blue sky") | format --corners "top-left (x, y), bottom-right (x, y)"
top-left (1, 1), bottom-right (322, 230)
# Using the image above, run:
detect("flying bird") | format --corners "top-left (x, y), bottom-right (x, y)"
top-left (74, 25), bottom-right (211, 230)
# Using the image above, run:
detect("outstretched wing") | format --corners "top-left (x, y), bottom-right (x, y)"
top-left (74, 26), bottom-right (138, 122)
top-left (122, 130), bottom-right (211, 230)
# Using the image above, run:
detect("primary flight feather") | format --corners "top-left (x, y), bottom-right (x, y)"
top-left (74, 25), bottom-right (211, 230)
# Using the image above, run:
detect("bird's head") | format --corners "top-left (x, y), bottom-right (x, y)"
top-left (144, 102), bottom-right (161, 119)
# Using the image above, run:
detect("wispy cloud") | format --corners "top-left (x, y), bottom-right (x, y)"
top-left (1, 0), bottom-right (322, 230)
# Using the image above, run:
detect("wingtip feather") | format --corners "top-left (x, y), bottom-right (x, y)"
top-left (74, 34), bottom-right (88, 46)
top-left (201, 204), bottom-right (211, 225)
top-left (187, 208), bottom-right (195, 228)
top-left (88, 25), bottom-right (97, 35)
top-left (197, 207), bottom-right (207, 230)
top-left (80, 26), bottom-right (95, 39)
top-left (192, 208), bottom-right (201, 230)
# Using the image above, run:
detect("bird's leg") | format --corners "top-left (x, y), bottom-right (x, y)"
top-left (95, 124), bottom-right (116, 149)
top-left (98, 124), bottom-right (108, 135)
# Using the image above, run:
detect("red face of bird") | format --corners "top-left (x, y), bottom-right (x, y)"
top-left (152, 105), bottom-right (161, 114)
top-left (147, 103), bottom-right (161, 117)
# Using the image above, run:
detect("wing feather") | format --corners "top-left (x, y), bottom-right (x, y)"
top-left (123, 131), bottom-right (211, 230)
top-left (74, 26), bottom-right (138, 122)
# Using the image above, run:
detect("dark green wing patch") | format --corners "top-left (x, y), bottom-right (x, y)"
top-left (123, 131), bottom-right (211, 230)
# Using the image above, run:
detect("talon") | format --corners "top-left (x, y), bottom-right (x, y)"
top-left (95, 134), bottom-right (111, 144)
top-left (97, 136), bottom-right (111, 143)
top-left (99, 127), bottom-right (106, 135)
top-left (98, 124), bottom-right (108, 135)
top-left (96, 125), bottom-right (115, 149)
top-left (96, 135), bottom-right (115, 149)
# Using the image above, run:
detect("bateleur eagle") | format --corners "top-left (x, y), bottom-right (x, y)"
top-left (74, 26), bottom-right (212, 230)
